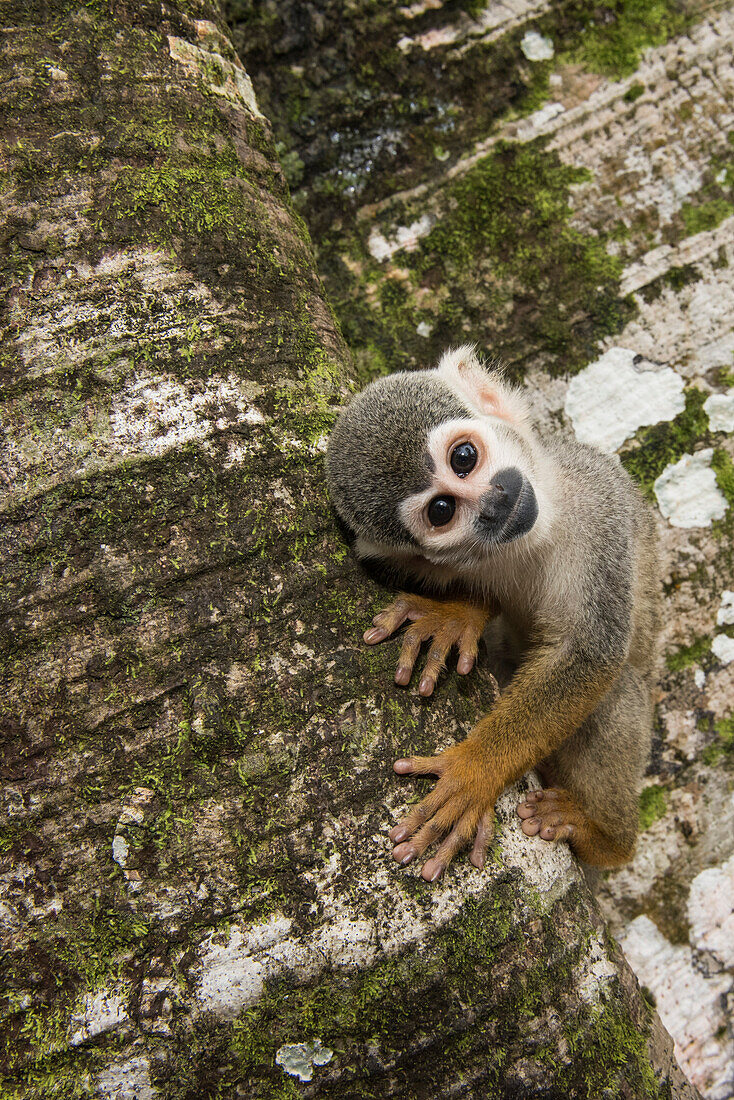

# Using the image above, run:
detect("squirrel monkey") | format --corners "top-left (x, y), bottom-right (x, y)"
top-left (326, 347), bottom-right (660, 882)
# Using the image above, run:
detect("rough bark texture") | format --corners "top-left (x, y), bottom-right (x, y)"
top-left (228, 1), bottom-right (734, 1096)
top-left (0, 2), bottom-right (709, 1099)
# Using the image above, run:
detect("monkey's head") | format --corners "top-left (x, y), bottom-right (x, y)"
top-left (327, 346), bottom-right (546, 572)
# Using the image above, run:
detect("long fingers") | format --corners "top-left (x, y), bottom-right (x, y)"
top-left (469, 810), bottom-right (494, 869)
top-left (456, 618), bottom-right (483, 676)
top-left (364, 597), bottom-right (412, 645)
top-left (393, 754), bottom-right (446, 776)
top-left (364, 595), bottom-right (490, 694)
top-left (395, 624), bottom-right (427, 686)
top-left (392, 801), bottom-right (469, 868)
top-left (420, 810), bottom-right (481, 881)
top-left (416, 624), bottom-right (464, 696)
top-left (388, 781), bottom-right (451, 845)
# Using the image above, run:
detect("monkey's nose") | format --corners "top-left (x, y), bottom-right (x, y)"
top-left (479, 467), bottom-right (523, 525)
top-left (475, 467), bottom-right (537, 543)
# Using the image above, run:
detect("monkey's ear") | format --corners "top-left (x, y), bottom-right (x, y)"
top-left (436, 345), bottom-right (532, 428)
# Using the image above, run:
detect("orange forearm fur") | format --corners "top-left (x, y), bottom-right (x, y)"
top-left (467, 647), bottom-right (623, 791)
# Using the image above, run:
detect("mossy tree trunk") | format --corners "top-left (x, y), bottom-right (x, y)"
top-left (0, 2), bottom-right (701, 1098)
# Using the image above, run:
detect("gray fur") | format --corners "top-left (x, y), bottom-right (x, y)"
top-left (326, 372), bottom-right (468, 546)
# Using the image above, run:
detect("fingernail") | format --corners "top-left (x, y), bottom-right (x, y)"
top-left (365, 628), bottom-right (384, 643)
top-left (423, 863), bottom-right (443, 882)
top-left (399, 850), bottom-right (416, 866)
top-left (390, 826), bottom-right (409, 842)
top-left (395, 666), bottom-right (410, 685)
top-left (393, 759), bottom-right (412, 773)
top-left (418, 678), bottom-right (432, 695)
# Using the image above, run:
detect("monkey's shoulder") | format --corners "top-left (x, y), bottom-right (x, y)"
top-left (544, 434), bottom-right (650, 522)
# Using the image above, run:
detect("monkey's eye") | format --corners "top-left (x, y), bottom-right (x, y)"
top-left (427, 496), bottom-right (455, 527)
top-left (450, 442), bottom-right (477, 477)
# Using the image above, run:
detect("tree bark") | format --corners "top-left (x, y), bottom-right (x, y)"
top-left (0, 2), bottom-right (701, 1098)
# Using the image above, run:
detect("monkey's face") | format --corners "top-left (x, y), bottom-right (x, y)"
top-left (397, 416), bottom-right (539, 567)
top-left (326, 347), bottom-right (546, 572)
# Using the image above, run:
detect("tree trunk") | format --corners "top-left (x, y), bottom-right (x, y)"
top-left (0, 2), bottom-right (701, 1098)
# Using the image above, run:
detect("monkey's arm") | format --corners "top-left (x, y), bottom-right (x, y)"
top-left (390, 637), bottom-right (625, 881)
top-left (364, 593), bottom-right (494, 696)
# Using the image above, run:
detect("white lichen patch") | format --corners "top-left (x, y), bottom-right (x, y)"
top-left (96, 1055), bottom-right (157, 1100)
top-left (620, 916), bottom-right (734, 1099)
top-left (662, 707), bottom-right (699, 759)
top-left (69, 989), bottom-right (129, 1047)
top-left (688, 854), bottom-right (734, 969)
top-left (717, 591), bottom-right (734, 626)
top-left (705, 389), bottom-right (734, 433)
top-left (312, 916), bottom-right (379, 969)
top-left (653, 449), bottom-right (728, 528)
top-left (276, 1039), bottom-right (333, 1082)
top-left (367, 215), bottom-right (434, 261)
top-left (112, 835), bottom-right (130, 869)
top-left (167, 35), bottom-right (263, 117)
top-left (711, 634), bottom-right (734, 665)
top-left (520, 30), bottom-right (554, 60)
top-left (109, 373), bottom-right (264, 459)
top-left (111, 788), bottom-right (155, 884)
top-left (196, 914), bottom-right (294, 1019)
top-left (564, 348), bottom-right (685, 452)
top-left (573, 934), bottom-right (618, 1004)
top-left (270, 641), bottom-right (317, 677)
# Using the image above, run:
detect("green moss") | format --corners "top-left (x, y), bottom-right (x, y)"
top-left (624, 81), bottom-right (645, 103)
top-left (710, 450), bottom-right (734, 566)
top-left (123, 884), bottom-right (657, 1097)
top-left (54, 901), bottom-right (150, 992)
top-left (639, 785), bottom-right (667, 829)
top-left (680, 197), bottom-right (734, 237)
top-left (562, 0), bottom-right (687, 78)
top-left (108, 146), bottom-right (273, 247)
top-left (665, 634), bottom-right (711, 673)
top-left (558, 999), bottom-right (658, 1098)
top-left (702, 717), bottom-right (734, 765)
top-left (230, 0), bottom-right (708, 390)
top-left (234, 0), bottom-right (695, 222)
top-left (227, 886), bottom-right (522, 1093)
top-left (638, 262), bottom-right (702, 303)
top-left (3, 1054), bottom-right (103, 1100)
top-left (620, 388), bottom-right (709, 498)
top-left (336, 140), bottom-right (633, 381)
top-left (711, 448), bottom-right (734, 506)
top-left (715, 366), bottom-right (734, 387)
top-left (1, 898), bottom-right (150, 1082)
top-left (674, 143), bottom-right (734, 242)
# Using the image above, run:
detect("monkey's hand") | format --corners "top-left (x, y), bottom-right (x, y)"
top-left (364, 594), bottom-right (490, 697)
top-left (389, 739), bottom-right (497, 881)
